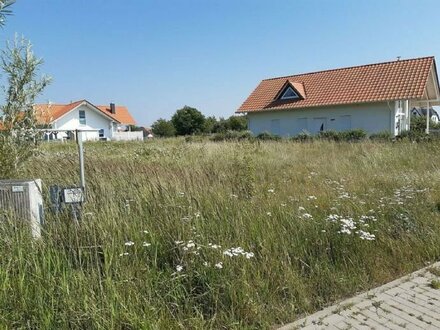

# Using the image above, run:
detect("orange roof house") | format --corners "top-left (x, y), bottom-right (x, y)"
top-left (237, 57), bottom-right (440, 137)
top-left (34, 100), bottom-right (136, 126)
top-left (33, 100), bottom-right (141, 141)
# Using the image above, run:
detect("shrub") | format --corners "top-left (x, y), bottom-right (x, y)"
top-left (339, 129), bottom-right (367, 141)
top-left (151, 118), bottom-right (176, 137)
top-left (256, 131), bottom-right (281, 141)
top-left (397, 130), bottom-right (434, 142)
top-left (210, 130), bottom-right (253, 142)
top-left (318, 130), bottom-right (341, 141)
top-left (369, 131), bottom-right (393, 142)
top-left (290, 131), bottom-right (314, 142)
top-left (315, 129), bottom-right (367, 142)
top-left (410, 115), bottom-right (440, 133)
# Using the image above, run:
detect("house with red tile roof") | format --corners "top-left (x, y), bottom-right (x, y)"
top-left (237, 57), bottom-right (440, 137)
top-left (34, 100), bottom-right (142, 141)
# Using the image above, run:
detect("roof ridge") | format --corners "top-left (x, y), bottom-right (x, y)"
top-left (262, 56), bottom-right (435, 82)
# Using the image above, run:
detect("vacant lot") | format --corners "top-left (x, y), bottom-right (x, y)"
top-left (1, 139), bottom-right (440, 329)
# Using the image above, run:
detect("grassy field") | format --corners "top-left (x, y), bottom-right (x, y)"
top-left (1, 138), bottom-right (440, 329)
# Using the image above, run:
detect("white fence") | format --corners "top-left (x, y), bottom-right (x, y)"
top-left (112, 131), bottom-right (144, 141)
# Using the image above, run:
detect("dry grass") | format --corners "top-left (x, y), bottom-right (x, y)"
top-left (0, 138), bottom-right (440, 329)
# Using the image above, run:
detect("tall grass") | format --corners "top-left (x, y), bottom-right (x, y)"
top-left (1, 138), bottom-right (440, 329)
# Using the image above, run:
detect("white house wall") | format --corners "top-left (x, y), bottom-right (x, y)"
top-left (247, 102), bottom-right (392, 136)
top-left (53, 104), bottom-right (113, 140)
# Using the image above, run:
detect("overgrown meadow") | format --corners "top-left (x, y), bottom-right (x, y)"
top-left (1, 138), bottom-right (440, 329)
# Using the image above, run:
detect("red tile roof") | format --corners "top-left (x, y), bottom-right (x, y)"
top-left (96, 105), bottom-right (136, 125)
top-left (237, 57), bottom-right (436, 113)
top-left (34, 100), bottom-right (84, 124)
top-left (34, 100), bottom-right (136, 125)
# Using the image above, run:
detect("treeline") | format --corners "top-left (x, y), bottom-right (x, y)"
top-left (151, 106), bottom-right (247, 137)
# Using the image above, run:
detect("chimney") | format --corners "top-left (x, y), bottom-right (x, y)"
top-left (110, 103), bottom-right (116, 114)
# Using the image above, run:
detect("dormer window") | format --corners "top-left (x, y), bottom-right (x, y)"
top-left (280, 86), bottom-right (299, 100)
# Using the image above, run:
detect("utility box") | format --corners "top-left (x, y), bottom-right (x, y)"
top-left (0, 179), bottom-right (43, 238)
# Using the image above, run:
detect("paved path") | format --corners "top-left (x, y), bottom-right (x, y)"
top-left (279, 261), bottom-right (440, 330)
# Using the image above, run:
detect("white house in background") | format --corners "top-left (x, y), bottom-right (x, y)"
top-left (35, 100), bottom-right (143, 141)
top-left (411, 107), bottom-right (440, 123)
top-left (237, 56), bottom-right (440, 136)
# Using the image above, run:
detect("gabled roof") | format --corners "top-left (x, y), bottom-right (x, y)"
top-left (34, 100), bottom-right (136, 125)
top-left (237, 56), bottom-right (437, 113)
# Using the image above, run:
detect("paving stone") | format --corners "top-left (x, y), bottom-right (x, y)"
top-left (279, 261), bottom-right (440, 330)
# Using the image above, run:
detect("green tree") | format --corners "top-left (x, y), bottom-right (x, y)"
top-left (171, 106), bottom-right (205, 135)
top-left (203, 115), bottom-right (217, 134)
top-left (0, 35), bottom-right (51, 178)
top-left (227, 115), bottom-right (247, 131)
top-left (151, 118), bottom-right (176, 137)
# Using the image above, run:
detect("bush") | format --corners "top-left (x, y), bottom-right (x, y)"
top-left (397, 130), bottom-right (434, 142)
top-left (210, 130), bottom-right (253, 142)
top-left (256, 131), bottom-right (281, 141)
top-left (315, 129), bottom-right (367, 142)
top-left (339, 129), bottom-right (367, 141)
top-left (410, 115), bottom-right (440, 133)
top-left (290, 131), bottom-right (314, 142)
top-left (369, 131), bottom-right (393, 142)
top-left (318, 130), bottom-right (341, 141)
top-left (151, 118), bottom-right (176, 137)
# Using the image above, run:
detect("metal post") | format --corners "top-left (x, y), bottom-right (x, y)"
top-left (76, 130), bottom-right (86, 196)
top-left (426, 101), bottom-right (430, 134)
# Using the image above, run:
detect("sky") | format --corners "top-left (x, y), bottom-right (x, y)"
top-left (1, 0), bottom-right (440, 126)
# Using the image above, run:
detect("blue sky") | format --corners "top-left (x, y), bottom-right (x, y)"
top-left (1, 0), bottom-right (440, 126)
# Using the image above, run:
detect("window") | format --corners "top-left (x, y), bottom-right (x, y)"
top-left (99, 129), bottom-right (104, 138)
top-left (79, 110), bottom-right (86, 125)
top-left (280, 86), bottom-right (299, 100)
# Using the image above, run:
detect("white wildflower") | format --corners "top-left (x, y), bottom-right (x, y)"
top-left (307, 196), bottom-right (317, 201)
top-left (124, 241), bottom-right (135, 246)
top-left (268, 188), bottom-right (275, 193)
top-left (302, 213), bottom-right (313, 220)
top-left (142, 242), bottom-right (151, 247)
top-left (298, 206), bottom-right (306, 212)
top-left (176, 265), bottom-right (183, 272)
top-left (223, 250), bottom-right (234, 257)
top-left (326, 214), bottom-right (340, 222)
top-left (267, 212), bottom-right (272, 217)
top-left (119, 252), bottom-right (129, 257)
top-left (215, 262), bottom-right (223, 269)
top-left (357, 230), bottom-right (376, 241)
top-left (339, 227), bottom-right (352, 235)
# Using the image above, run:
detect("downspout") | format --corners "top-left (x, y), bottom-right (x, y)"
top-left (426, 100), bottom-right (430, 134)
top-left (387, 101), bottom-right (395, 136)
